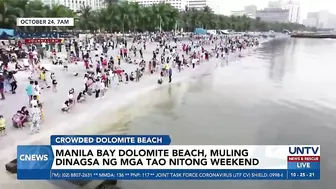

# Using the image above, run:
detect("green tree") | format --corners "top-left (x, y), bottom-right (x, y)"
top-left (0, 0), bottom-right (310, 33)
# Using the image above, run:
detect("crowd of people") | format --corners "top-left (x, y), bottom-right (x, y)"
top-left (0, 32), bottom-right (261, 136)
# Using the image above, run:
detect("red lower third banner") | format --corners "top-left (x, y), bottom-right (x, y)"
top-left (25, 38), bottom-right (62, 44)
top-left (287, 156), bottom-right (320, 162)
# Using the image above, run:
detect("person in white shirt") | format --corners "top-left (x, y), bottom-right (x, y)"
top-left (23, 58), bottom-right (30, 70)
top-left (63, 56), bottom-right (69, 71)
top-left (68, 88), bottom-right (75, 107)
top-left (100, 80), bottom-right (105, 98)
top-left (32, 50), bottom-right (38, 63)
top-left (108, 69), bottom-right (113, 87)
top-left (68, 93), bottom-right (74, 103)
top-left (84, 76), bottom-right (88, 89)
top-left (31, 99), bottom-right (38, 107)
top-left (7, 62), bottom-right (16, 72)
top-left (30, 106), bottom-right (41, 133)
top-left (34, 81), bottom-right (41, 99)
top-left (61, 100), bottom-right (70, 112)
top-left (192, 58), bottom-right (196, 69)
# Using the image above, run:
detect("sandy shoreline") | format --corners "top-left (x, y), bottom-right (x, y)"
top-left (0, 36), bottom-right (280, 186)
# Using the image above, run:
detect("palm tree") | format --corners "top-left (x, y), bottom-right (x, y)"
top-left (0, 0), bottom-right (25, 29)
top-left (130, 2), bottom-right (141, 32)
top-left (118, 1), bottom-right (132, 34)
top-left (99, 5), bottom-right (119, 32)
top-left (104, 0), bottom-right (119, 6)
top-left (77, 5), bottom-right (97, 32)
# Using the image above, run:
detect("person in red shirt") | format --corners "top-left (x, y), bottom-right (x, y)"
top-left (119, 49), bottom-right (123, 58)
top-left (205, 51), bottom-right (209, 61)
top-left (84, 58), bottom-right (89, 69)
top-left (123, 48), bottom-right (127, 58)
top-left (115, 69), bottom-right (123, 82)
top-left (101, 72), bottom-right (107, 88)
top-left (102, 58), bottom-right (108, 70)
top-left (28, 51), bottom-right (33, 64)
top-left (18, 40), bottom-right (22, 49)
top-left (52, 49), bottom-right (56, 59)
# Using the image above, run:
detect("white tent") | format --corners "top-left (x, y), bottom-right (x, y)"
top-left (220, 30), bottom-right (230, 34)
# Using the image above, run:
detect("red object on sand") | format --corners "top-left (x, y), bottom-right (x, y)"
top-left (115, 69), bottom-right (123, 75)
top-left (24, 38), bottom-right (62, 44)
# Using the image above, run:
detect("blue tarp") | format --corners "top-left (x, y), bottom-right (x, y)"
top-left (0, 28), bottom-right (14, 39)
top-left (0, 28), bottom-right (74, 39)
top-left (194, 28), bottom-right (207, 35)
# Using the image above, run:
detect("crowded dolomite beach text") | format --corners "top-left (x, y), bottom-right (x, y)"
top-left (54, 136), bottom-right (163, 144)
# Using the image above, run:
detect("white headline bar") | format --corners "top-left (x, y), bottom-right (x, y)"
top-left (48, 145), bottom-right (320, 170)
top-left (17, 18), bottom-right (74, 26)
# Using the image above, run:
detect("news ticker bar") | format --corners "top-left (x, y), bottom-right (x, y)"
top-left (24, 38), bottom-right (62, 44)
top-left (17, 169), bottom-right (320, 180)
top-left (15, 32), bottom-right (73, 38)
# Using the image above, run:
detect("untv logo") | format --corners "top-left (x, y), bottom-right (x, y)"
top-left (289, 146), bottom-right (320, 155)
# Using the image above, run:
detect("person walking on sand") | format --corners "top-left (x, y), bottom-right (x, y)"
top-left (26, 80), bottom-right (34, 105)
top-left (0, 74), bottom-right (5, 100)
top-left (192, 57), bottom-right (196, 69)
top-left (30, 101), bottom-right (41, 133)
top-left (68, 88), bottom-right (75, 108)
top-left (34, 80), bottom-right (41, 101)
top-left (40, 69), bottom-right (50, 89)
top-left (125, 73), bottom-right (129, 84)
top-left (0, 115), bottom-right (6, 135)
top-left (50, 72), bottom-right (57, 92)
top-left (63, 56), bottom-right (69, 72)
top-left (168, 67), bottom-right (172, 83)
top-left (94, 79), bottom-right (101, 99)
top-left (135, 68), bottom-right (140, 82)
top-left (8, 71), bottom-right (17, 94)
top-left (100, 80), bottom-right (105, 99)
